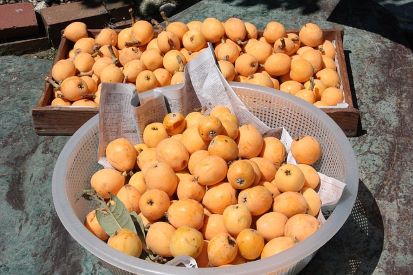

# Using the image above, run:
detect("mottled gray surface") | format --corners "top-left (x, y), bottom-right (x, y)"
top-left (0, 0), bottom-right (412, 274)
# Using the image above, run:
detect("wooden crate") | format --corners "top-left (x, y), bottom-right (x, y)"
top-left (32, 28), bottom-right (359, 136)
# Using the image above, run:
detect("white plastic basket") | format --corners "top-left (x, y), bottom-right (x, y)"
top-left (52, 82), bottom-right (358, 275)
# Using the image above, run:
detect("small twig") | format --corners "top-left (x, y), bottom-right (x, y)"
top-left (310, 77), bottom-right (315, 91)
top-left (78, 70), bottom-right (93, 77)
top-left (151, 19), bottom-right (164, 32)
top-left (108, 45), bottom-right (120, 66)
top-left (280, 38), bottom-right (286, 49)
top-left (45, 76), bottom-right (60, 89)
top-left (160, 11), bottom-right (169, 25)
top-left (129, 8), bottom-right (136, 25)
top-left (176, 55), bottom-right (184, 72)
top-left (125, 40), bottom-right (141, 47)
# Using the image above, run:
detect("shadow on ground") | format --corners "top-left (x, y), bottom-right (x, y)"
top-left (79, 0), bottom-right (203, 21)
top-left (301, 180), bottom-right (384, 274)
top-left (222, 0), bottom-right (321, 15)
top-left (328, 0), bottom-right (412, 49)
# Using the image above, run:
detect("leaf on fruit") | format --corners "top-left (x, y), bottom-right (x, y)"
top-left (130, 211), bottom-right (147, 245)
top-left (95, 194), bottom-right (137, 237)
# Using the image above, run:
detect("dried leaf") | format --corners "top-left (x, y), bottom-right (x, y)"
top-left (96, 195), bottom-right (137, 237)
top-left (78, 189), bottom-right (106, 208)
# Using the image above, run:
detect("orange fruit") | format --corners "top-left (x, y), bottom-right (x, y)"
top-left (299, 23), bottom-right (323, 47)
top-left (144, 162), bottom-right (178, 196)
top-left (235, 54), bottom-right (258, 76)
top-left (157, 31), bottom-right (181, 53)
top-left (237, 124), bottom-right (264, 159)
top-left (224, 17), bottom-right (247, 42)
top-left (227, 160), bottom-right (256, 189)
top-left (261, 237), bottom-right (295, 258)
top-left (192, 155), bottom-right (228, 186)
top-left (167, 199), bottom-right (205, 229)
top-left (63, 22), bottom-right (88, 42)
top-left (51, 59), bottom-right (76, 82)
top-left (264, 53), bottom-right (291, 77)
top-left (84, 210), bottom-right (109, 240)
top-left (291, 136), bottom-right (322, 165)
top-left (263, 21), bottom-right (285, 43)
top-left (202, 182), bottom-right (237, 214)
top-left (260, 137), bottom-right (286, 167)
top-left (256, 211), bottom-right (288, 241)
top-left (156, 138), bottom-right (189, 172)
top-left (279, 80), bottom-right (304, 95)
top-left (95, 28), bottom-right (117, 46)
top-left (60, 76), bottom-right (89, 101)
top-left (274, 163), bottom-right (305, 192)
top-left (91, 168), bottom-right (125, 199)
top-left (131, 20), bottom-right (154, 45)
top-left (166, 21), bottom-right (189, 40)
top-left (273, 192), bottom-right (308, 218)
top-left (140, 49), bottom-right (163, 71)
top-left (238, 186), bottom-right (273, 216)
top-left (208, 135), bottom-right (238, 161)
top-left (182, 30), bottom-right (207, 52)
top-left (321, 87), bottom-right (344, 106)
top-left (107, 228), bottom-right (142, 257)
top-left (146, 222), bottom-right (175, 257)
top-left (236, 229), bottom-right (264, 260)
top-left (73, 52), bottom-right (95, 72)
top-left (139, 189), bottom-right (170, 221)
top-left (136, 70), bottom-right (159, 92)
top-left (244, 22), bottom-right (258, 39)
top-left (218, 60), bottom-right (236, 81)
top-left (201, 18), bottom-right (225, 43)
top-left (284, 213), bottom-right (320, 241)
top-left (223, 204), bottom-right (252, 236)
top-left (290, 57), bottom-right (314, 83)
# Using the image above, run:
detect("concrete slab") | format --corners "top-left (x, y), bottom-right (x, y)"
top-left (0, 3), bottom-right (39, 41)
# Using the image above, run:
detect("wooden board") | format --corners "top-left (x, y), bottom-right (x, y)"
top-left (32, 28), bottom-right (359, 136)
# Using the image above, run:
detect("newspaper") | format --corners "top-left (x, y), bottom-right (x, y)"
top-left (96, 43), bottom-right (346, 229)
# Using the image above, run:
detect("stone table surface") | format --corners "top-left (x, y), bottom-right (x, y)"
top-left (0, 0), bottom-right (412, 274)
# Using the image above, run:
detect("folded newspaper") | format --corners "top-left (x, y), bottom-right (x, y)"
top-left (97, 44), bottom-right (346, 267)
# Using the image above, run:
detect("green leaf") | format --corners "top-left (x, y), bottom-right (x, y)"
top-left (96, 195), bottom-right (137, 237)
top-left (130, 211), bottom-right (147, 245)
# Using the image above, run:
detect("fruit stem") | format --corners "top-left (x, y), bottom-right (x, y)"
top-left (221, 37), bottom-right (226, 44)
top-left (108, 45), bottom-right (121, 66)
top-left (151, 19), bottom-right (164, 32)
top-left (310, 77), bottom-right (315, 91)
top-left (125, 40), bottom-right (142, 47)
top-left (291, 36), bottom-right (299, 42)
top-left (129, 8), bottom-right (136, 25)
top-left (237, 39), bottom-right (247, 46)
top-left (92, 50), bottom-right (101, 58)
top-left (123, 75), bottom-right (128, 83)
top-left (45, 76), bottom-right (60, 89)
top-left (160, 10), bottom-right (169, 25)
top-left (78, 70), bottom-right (93, 77)
top-left (280, 38), bottom-right (286, 49)
top-left (318, 45), bottom-right (325, 55)
top-left (176, 55), bottom-right (184, 72)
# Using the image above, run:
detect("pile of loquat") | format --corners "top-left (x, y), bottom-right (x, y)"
top-left (85, 105), bottom-right (324, 266)
top-left (48, 18), bottom-right (344, 108)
